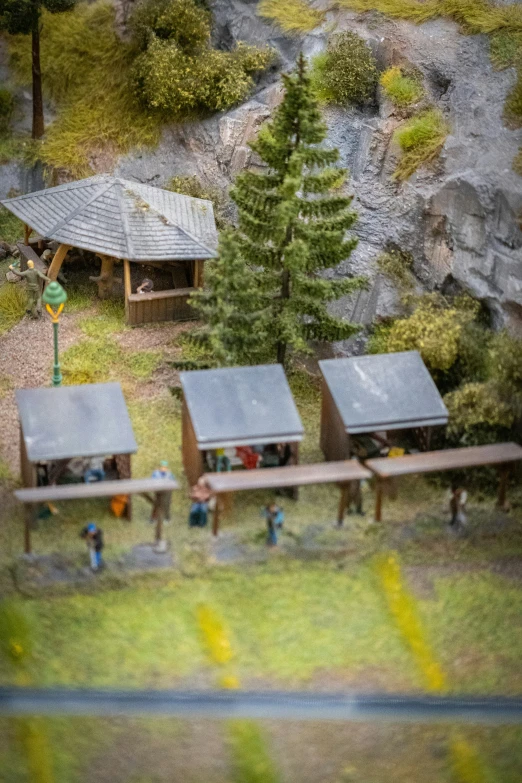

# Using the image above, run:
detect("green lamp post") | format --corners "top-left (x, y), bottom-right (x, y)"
top-left (42, 281), bottom-right (67, 387)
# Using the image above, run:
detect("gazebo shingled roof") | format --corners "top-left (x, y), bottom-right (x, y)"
top-left (1, 175), bottom-right (218, 261)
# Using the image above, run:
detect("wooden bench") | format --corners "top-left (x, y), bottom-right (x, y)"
top-left (15, 477), bottom-right (179, 553)
top-left (365, 442), bottom-right (522, 521)
top-left (203, 460), bottom-right (373, 535)
top-left (127, 287), bottom-right (196, 325)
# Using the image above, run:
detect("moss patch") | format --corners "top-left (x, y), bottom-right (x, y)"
top-left (380, 66), bottom-right (424, 107)
top-left (393, 108), bottom-right (449, 180)
top-left (257, 0), bottom-right (325, 34)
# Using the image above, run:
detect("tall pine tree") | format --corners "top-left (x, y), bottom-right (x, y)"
top-left (231, 52), bottom-right (365, 367)
top-left (190, 229), bottom-right (269, 366)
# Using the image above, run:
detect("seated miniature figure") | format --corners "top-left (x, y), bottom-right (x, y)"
top-left (84, 456), bottom-right (106, 483)
top-left (137, 278), bottom-right (154, 294)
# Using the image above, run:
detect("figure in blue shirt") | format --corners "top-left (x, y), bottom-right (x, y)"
top-left (262, 502), bottom-right (284, 546)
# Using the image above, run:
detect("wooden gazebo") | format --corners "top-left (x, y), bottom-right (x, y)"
top-left (1, 176), bottom-right (218, 325)
top-left (180, 365), bottom-right (304, 487)
top-left (319, 351), bottom-right (449, 461)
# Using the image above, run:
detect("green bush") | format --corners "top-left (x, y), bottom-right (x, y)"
top-left (129, 0), bottom-right (211, 52)
top-left (380, 66), bottom-right (424, 107)
top-left (393, 108), bottom-right (449, 180)
top-left (0, 88), bottom-right (15, 134)
top-left (376, 245), bottom-right (414, 290)
top-left (444, 381), bottom-right (515, 445)
top-left (310, 32), bottom-right (378, 106)
top-left (167, 175), bottom-right (228, 228)
top-left (505, 65), bottom-right (522, 125)
top-left (257, 0), bottom-right (325, 34)
top-left (133, 36), bottom-right (272, 115)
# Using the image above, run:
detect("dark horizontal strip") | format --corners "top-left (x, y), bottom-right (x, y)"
top-left (1, 688), bottom-right (521, 724)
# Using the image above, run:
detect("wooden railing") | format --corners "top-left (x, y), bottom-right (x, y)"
top-left (126, 287), bottom-right (197, 326)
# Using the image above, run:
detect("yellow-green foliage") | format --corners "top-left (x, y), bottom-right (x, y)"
top-left (8, 2), bottom-right (161, 177)
top-left (373, 294), bottom-right (477, 373)
top-left (505, 66), bottom-right (522, 125)
top-left (514, 147), bottom-right (522, 175)
top-left (167, 175), bottom-right (229, 228)
top-left (130, 0), bottom-right (211, 51)
top-left (337, 0), bottom-right (522, 34)
top-left (310, 32), bottom-right (378, 106)
top-left (0, 282), bottom-right (27, 334)
top-left (376, 245), bottom-right (414, 290)
top-left (380, 66), bottom-right (424, 107)
top-left (61, 334), bottom-right (161, 385)
top-left (444, 381), bottom-right (515, 440)
top-left (257, 0), bottom-right (325, 34)
top-left (133, 38), bottom-right (272, 115)
top-left (490, 30), bottom-right (522, 70)
top-left (393, 108), bottom-right (449, 180)
top-left (0, 205), bottom-right (22, 243)
top-left (228, 720), bottom-right (282, 783)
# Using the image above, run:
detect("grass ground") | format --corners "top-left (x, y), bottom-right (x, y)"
top-left (0, 269), bottom-right (521, 780)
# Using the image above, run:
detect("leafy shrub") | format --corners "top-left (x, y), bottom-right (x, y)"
top-left (133, 37), bottom-right (272, 115)
top-left (0, 282), bottom-right (27, 333)
top-left (369, 293), bottom-right (482, 382)
top-left (130, 0), bottom-right (210, 51)
top-left (488, 330), bottom-right (522, 404)
top-left (0, 88), bottom-right (15, 134)
top-left (514, 146), bottom-right (522, 175)
top-left (376, 245), bottom-right (414, 290)
top-left (380, 66), bottom-right (424, 107)
top-left (393, 108), bottom-right (449, 180)
top-left (257, 0), bottom-right (325, 34)
top-left (167, 175), bottom-right (228, 228)
top-left (8, 2), bottom-right (161, 177)
top-left (444, 381), bottom-right (515, 445)
top-left (310, 33), bottom-right (378, 106)
top-left (505, 65), bottom-right (522, 125)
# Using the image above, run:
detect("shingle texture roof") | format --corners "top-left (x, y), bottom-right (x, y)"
top-left (1, 176), bottom-right (218, 261)
top-left (319, 351), bottom-right (449, 434)
top-left (16, 382), bottom-right (138, 462)
top-left (180, 365), bottom-right (305, 449)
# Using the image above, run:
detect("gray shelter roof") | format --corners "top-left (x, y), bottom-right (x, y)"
top-left (16, 382), bottom-right (138, 462)
top-left (1, 176), bottom-right (218, 262)
top-left (180, 365), bottom-right (304, 450)
top-left (319, 351), bottom-right (449, 434)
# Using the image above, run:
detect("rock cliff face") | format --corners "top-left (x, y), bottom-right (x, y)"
top-left (3, 1), bottom-right (521, 332)
top-left (115, 3), bottom-right (522, 332)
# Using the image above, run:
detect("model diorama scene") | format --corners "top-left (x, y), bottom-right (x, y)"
top-left (0, 0), bottom-right (522, 779)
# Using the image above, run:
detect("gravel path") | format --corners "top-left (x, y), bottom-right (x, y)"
top-left (0, 312), bottom-right (83, 472)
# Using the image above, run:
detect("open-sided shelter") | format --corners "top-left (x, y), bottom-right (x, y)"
top-left (1, 176), bottom-right (218, 325)
top-left (181, 365), bottom-right (304, 486)
top-left (319, 351), bottom-right (449, 461)
top-left (17, 381), bottom-right (137, 491)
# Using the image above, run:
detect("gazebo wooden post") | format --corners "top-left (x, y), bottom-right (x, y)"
top-left (374, 479), bottom-right (384, 522)
top-left (123, 258), bottom-right (131, 324)
top-left (24, 504), bottom-right (34, 555)
top-left (47, 244), bottom-right (71, 282)
top-left (337, 484), bottom-right (348, 526)
top-left (212, 494), bottom-right (221, 536)
top-left (23, 223), bottom-right (31, 244)
top-left (497, 464), bottom-right (509, 509)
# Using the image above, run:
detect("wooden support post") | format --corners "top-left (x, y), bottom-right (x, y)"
top-left (194, 259), bottom-right (204, 289)
top-left (374, 479), bottom-right (384, 523)
top-left (91, 255), bottom-right (116, 299)
top-left (24, 224), bottom-right (31, 244)
top-left (47, 244), bottom-right (70, 282)
top-left (212, 494), bottom-right (221, 537)
top-left (155, 515), bottom-right (163, 544)
top-left (123, 258), bottom-right (131, 325)
top-left (24, 504), bottom-right (33, 555)
top-left (337, 484), bottom-right (348, 526)
top-left (497, 465), bottom-right (509, 510)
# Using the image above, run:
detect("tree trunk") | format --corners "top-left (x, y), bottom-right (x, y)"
top-left (276, 268), bottom-right (291, 366)
top-left (32, 20), bottom-right (45, 139)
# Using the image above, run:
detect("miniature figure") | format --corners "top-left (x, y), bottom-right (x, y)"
top-left (150, 460), bottom-right (175, 527)
top-left (80, 522), bottom-right (104, 571)
top-left (9, 259), bottom-right (51, 318)
top-left (449, 482), bottom-right (468, 529)
top-left (189, 477), bottom-right (211, 527)
top-left (262, 501), bottom-right (284, 546)
top-left (137, 278), bottom-right (154, 294)
top-left (84, 456), bottom-right (106, 483)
